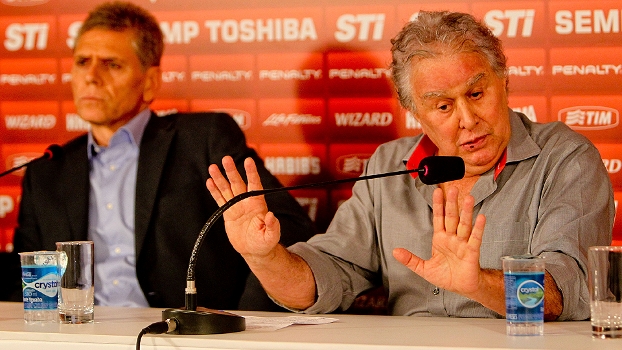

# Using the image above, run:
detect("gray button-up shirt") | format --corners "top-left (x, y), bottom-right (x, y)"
top-left (290, 111), bottom-right (614, 320)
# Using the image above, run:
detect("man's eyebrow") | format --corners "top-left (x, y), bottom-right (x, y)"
top-left (420, 72), bottom-right (487, 100)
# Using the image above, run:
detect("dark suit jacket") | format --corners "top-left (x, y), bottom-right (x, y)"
top-left (9, 111), bottom-right (316, 309)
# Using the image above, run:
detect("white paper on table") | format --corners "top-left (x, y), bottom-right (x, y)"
top-left (243, 315), bottom-right (338, 331)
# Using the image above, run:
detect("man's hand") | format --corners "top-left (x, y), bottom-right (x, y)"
top-left (206, 156), bottom-right (281, 262)
top-left (393, 186), bottom-right (487, 297)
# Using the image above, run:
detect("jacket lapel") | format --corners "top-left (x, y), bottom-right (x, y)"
top-left (62, 139), bottom-right (90, 241)
top-left (134, 113), bottom-right (175, 257)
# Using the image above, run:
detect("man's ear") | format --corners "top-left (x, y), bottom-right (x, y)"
top-left (143, 66), bottom-right (162, 104)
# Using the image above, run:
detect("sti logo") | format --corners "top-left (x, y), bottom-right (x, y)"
top-left (558, 106), bottom-right (619, 130)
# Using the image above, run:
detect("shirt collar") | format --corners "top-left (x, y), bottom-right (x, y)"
top-left (403, 134), bottom-right (508, 181)
top-left (87, 108), bottom-right (151, 159)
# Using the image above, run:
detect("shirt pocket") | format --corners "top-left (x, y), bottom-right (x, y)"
top-left (480, 221), bottom-right (530, 269)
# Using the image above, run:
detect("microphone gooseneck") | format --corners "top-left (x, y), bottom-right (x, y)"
top-left (0, 144), bottom-right (63, 178)
top-left (163, 155), bottom-right (464, 335)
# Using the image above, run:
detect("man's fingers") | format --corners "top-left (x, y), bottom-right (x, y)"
top-left (207, 162), bottom-right (235, 204)
top-left (456, 194), bottom-right (475, 240)
top-left (222, 156), bottom-right (249, 196)
top-left (432, 188), bottom-right (445, 232)
top-left (393, 248), bottom-right (424, 275)
top-left (444, 187), bottom-right (459, 234)
top-left (244, 157), bottom-right (264, 192)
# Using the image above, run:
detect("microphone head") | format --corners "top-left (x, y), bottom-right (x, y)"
top-left (418, 156), bottom-right (465, 185)
top-left (44, 144), bottom-right (63, 160)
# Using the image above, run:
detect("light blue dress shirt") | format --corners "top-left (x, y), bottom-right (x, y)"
top-left (87, 109), bottom-right (151, 307)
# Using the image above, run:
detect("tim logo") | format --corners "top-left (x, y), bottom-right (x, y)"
top-left (558, 106), bottom-right (619, 130)
top-left (336, 154), bottom-right (370, 175)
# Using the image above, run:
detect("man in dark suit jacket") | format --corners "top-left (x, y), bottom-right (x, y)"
top-left (8, 2), bottom-right (316, 310)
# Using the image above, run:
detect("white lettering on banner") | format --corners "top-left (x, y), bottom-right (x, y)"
top-left (603, 159), bottom-right (622, 174)
top-left (161, 21), bottom-right (200, 44)
top-left (334, 13), bottom-right (385, 42)
top-left (511, 106), bottom-right (538, 122)
top-left (162, 71), bottom-right (185, 83)
top-left (0, 196), bottom-right (14, 218)
top-left (66, 21), bottom-right (81, 49)
top-left (190, 70), bottom-right (252, 82)
top-left (203, 18), bottom-right (317, 43)
top-left (340, 156), bottom-right (368, 173)
top-left (65, 113), bottom-right (90, 131)
top-left (295, 197), bottom-right (318, 221)
top-left (551, 65), bottom-right (622, 76)
top-left (405, 111), bottom-right (422, 130)
top-left (263, 113), bottom-right (322, 126)
top-left (555, 9), bottom-right (621, 34)
top-left (328, 68), bottom-right (390, 79)
top-left (4, 23), bottom-right (49, 51)
top-left (264, 156), bottom-right (321, 175)
top-left (5, 114), bottom-right (56, 129)
top-left (0, 74), bottom-right (56, 85)
top-left (259, 69), bottom-right (322, 81)
top-left (559, 106), bottom-right (619, 130)
top-left (334, 112), bottom-right (393, 127)
top-left (508, 66), bottom-right (544, 76)
top-left (61, 73), bottom-right (72, 83)
top-left (484, 9), bottom-right (535, 37)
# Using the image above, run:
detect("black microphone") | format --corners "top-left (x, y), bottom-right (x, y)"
top-left (0, 144), bottom-right (63, 178)
top-left (161, 155), bottom-right (464, 335)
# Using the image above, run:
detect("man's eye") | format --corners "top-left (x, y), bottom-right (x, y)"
top-left (74, 58), bottom-right (87, 66)
top-left (438, 104), bottom-right (450, 111)
top-left (471, 91), bottom-right (483, 99)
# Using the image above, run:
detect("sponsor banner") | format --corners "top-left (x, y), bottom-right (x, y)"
top-left (188, 54), bottom-right (254, 98)
top-left (327, 51), bottom-right (394, 97)
top-left (395, 108), bottom-right (423, 139)
top-left (0, 143), bottom-right (49, 186)
top-left (190, 98), bottom-right (255, 133)
top-left (0, 58), bottom-right (58, 99)
top-left (396, 3), bottom-right (471, 25)
top-left (506, 48), bottom-right (546, 92)
top-left (614, 191), bottom-right (622, 243)
top-left (548, 1), bottom-right (622, 47)
top-left (595, 143), bottom-right (622, 190)
top-left (290, 189), bottom-right (329, 231)
top-left (1, 100), bottom-right (61, 143)
top-left (0, 227), bottom-right (15, 253)
top-left (328, 97), bottom-right (400, 143)
top-left (551, 95), bottom-right (621, 142)
top-left (154, 8), bottom-right (323, 55)
top-left (328, 144), bottom-right (378, 184)
top-left (0, 15), bottom-right (57, 56)
top-left (57, 14), bottom-right (83, 55)
top-left (256, 52), bottom-right (323, 97)
top-left (151, 99), bottom-right (189, 117)
top-left (550, 47), bottom-right (622, 92)
top-left (472, 2), bottom-right (546, 47)
top-left (159, 55), bottom-right (189, 99)
top-left (57, 57), bottom-right (73, 99)
top-left (257, 143), bottom-right (327, 186)
top-left (61, 100), bottom-right (88, 137)
top-left (509, 95), bottom-right (549, 123)
top-left (0, 186), bottom-right (20, 226)
top-left (324, 5), bottom-right (395, 51)
top-left (254, 98), bottom-right (325, 143)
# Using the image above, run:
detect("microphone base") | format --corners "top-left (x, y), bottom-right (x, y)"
top-left (162, 307), bottom-right (245, 335)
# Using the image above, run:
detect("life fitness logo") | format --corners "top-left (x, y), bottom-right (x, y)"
top-left (516, 280), bottom-right (544, 308)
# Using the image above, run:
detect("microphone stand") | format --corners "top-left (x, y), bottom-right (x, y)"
top-left (161, 156), bottom-right (464, 335)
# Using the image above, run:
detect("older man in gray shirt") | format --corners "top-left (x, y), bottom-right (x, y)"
top-left (206, 11), bottom-right (614, 320)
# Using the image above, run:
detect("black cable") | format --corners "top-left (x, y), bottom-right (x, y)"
top-left (136, 318), bottom-right (178, 350)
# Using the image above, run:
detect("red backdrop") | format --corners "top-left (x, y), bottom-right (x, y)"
top-left (1, 0), bottom-right (621, 252)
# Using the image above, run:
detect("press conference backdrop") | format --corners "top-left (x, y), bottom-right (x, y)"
top-left (0, 0), bottom-right (621, 252)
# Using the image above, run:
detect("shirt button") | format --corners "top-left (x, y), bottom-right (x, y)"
top-left (106, 203), bottom-right (113, 210)
top-left (433, 287), bottom-right (440, 295)
top-left (114, 247), bottom-right (121, 254)
top-left (113, 280), bottom-right (119, 286)
top-left (109, 165), bottom-right (117, 171)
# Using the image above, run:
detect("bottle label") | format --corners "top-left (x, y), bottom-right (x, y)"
top-left (504, 271), bottom-right (544, 322)
top-left (22, 265), bottom-right (59, 311)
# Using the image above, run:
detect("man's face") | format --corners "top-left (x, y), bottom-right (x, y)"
top-left (410, 51), bottom-right (511, 177)
top-left (71, 28), bottom-right (160, 141)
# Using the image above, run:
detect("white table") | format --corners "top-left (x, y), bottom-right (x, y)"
top-left (0, 302), bottom-right (620, 350)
